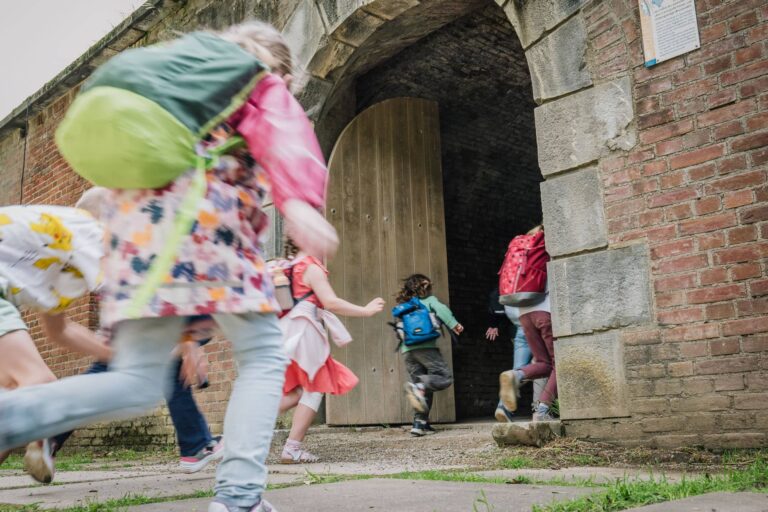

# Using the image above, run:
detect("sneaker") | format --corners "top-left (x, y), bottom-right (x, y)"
top-left (180, 436), bottom-right (224, 473)
top-left (422, 423), bottom-right (437, 435)
top-left (404, 382), bottom-right (428, 413)
top-left (494, 403), bottom-right (515, 423)
top-left (24, 439), bottom-right (55, 484)
top-left (532, 409), bottom-right (558, 423)
top-left (498, 370), bottom-right (520, 412)
top-left (208, 497), bottom-right (277, 512)
top-left (410, 420), bottom-right (428, 437)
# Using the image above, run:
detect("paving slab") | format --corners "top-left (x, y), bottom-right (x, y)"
top-left (478, 466), bottom-right (699, 484)
top-left (0, 471), bottom-right (301, 509)
top-left (126, 479), bottom-right (596, 511)
top-left (625, 491), bottom-right (768, 511)
top-left (0, 469), bottom-right (168, 490)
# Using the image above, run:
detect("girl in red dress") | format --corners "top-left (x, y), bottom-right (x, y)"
top-left (278, 240), bottom-right (384, 463)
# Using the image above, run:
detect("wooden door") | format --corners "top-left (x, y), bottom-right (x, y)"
top-left (325, 97), bottom-right (455, 425)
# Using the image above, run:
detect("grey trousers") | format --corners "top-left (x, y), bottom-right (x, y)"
top-left (403, 348), bottom-right (453, 422)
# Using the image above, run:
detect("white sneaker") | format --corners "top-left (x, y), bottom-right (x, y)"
top-left (24, 439), bottom-right (55, 484)
top-left (208, 498), bottom-right (277, 511)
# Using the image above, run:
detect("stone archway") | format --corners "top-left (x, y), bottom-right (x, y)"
top-left (281, 0), bottom-right (651, 425)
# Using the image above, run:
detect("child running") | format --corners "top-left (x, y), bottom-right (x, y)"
top-left (0, 21), bottom-right (336, 512)
top-left (0, 201), bottom-right (111, 483)
top-left (397, 274), bottom-right (462, 436)
top-left (277, 240), bottom-right (384, 463)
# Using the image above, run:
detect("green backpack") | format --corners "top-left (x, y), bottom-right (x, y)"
top-left (56, 32), bottom-right (268, 318)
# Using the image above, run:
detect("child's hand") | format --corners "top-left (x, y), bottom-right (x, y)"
top-left (453, 324), bottom-right (464, 335)
top-left (364, 297), bottom-right (385, 316)
top-left (179, 341), bottom-right (208, 389)
top-left (283, 199), bottom-right (339, 259)
top-left (485, 327), bottom-right (498, 341)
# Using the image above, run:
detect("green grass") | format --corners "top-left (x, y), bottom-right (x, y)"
top-left (501, 455), bottom-right (539, 469)
top-left (533, 458), bottom-right (768, 512)
top-left (1, 452), bottom-right (95, 472)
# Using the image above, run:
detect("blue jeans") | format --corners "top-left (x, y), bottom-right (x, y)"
top-left (51, 341), bottom-right (213, 457)
top-left (512, 325), bottom-right (532, 370)
top-left (0, 313), bottom-right (287, 508)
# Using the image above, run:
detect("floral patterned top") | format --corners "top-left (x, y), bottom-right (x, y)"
top-left (99, 74), bottom-right (327, 328)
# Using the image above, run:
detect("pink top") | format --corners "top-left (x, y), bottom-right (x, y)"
top-left (290, 256), bottom-right (326, 309)
top-left (99, 74), bottom-right (328, 328)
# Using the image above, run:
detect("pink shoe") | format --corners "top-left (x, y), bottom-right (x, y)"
top-left (180, 436), bottom-right (224, 473)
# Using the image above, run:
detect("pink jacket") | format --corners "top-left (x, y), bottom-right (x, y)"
top-left (279, 300), bottom-right (352, 380)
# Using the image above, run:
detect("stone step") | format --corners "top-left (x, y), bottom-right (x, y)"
top-left (492, 420), bottom-right (563, 447)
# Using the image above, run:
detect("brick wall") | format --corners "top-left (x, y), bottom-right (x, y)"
top-left (357, 4), bottom-right (542, 419)
top-left (562, 0), bottom-right (767, 448)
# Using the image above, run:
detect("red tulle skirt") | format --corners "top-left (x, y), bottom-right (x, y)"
top-left (283, 357), bottom-right (359, 396)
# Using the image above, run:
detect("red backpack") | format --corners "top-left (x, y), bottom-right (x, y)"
top-left (498, 231), bottom-right (550, 307)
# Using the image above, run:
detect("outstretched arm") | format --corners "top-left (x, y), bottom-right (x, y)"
top-left (38, 313), bottom-right (112, 362)
top-left (303, 264), bottom-right (384, 318)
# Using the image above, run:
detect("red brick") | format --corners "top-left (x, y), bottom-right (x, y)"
top-left (667, 361), bottom-right (693, 377)
top-left (718, 154), bottom-right (748, 174)
top-left (723, 317), bottom-right (768, 336)
top-left (648, 187), bottom-right (698, 208)
top-left (732, 132), bottom-right (768, 152)
top-left (709, 338), bottom-right (741, 355)
top-left (706, 302), bottom-right (735, 320)
top-left (721, 60), bottom-right (768, 86)
top-left (651, 238), bottom-right (695, 259)
top-left (666, 325), bottom-right (720, 343)
top-left (746, 115), bottom-right (768, 136)
top-left (698, 231), bottom-right (725, 250)
top-left (641, 119), bottom-right (693, 145)
top-left (715, 374), bottom-right (745, 391)
top-left (707, 89), bottom-right (737, 110)
top-left (708, 0), bottom-right (763, 25)
top-left (713, 120), bottom-right (744, 140)
top-left (642, 160), bottom-right (667, 176)
top-left (673, 65), bottom-right (703, 85)
top-left (660, 171), bottom-right (686, 189)
top-left (729, 11), bottom-right (759, 33)
top-left (697, 100), bottom-right (755, 128)
top-left (666, 203), bottom-right (693, 220)
top-left (678, 97), bottom-right (708, 118)
top-left (657, 290), bottom-right (686, 308)
top-left (632, 179), bottom-right (660, 195)
top-left (734, 393), bottom-right (768, 410)
top-left (636, 77), bottom-right (673, 98)
top-left (687, 284), bottom-right (745, 304)
top-left (740, 76), bottom-right (768, 98)
top-left (740, 204), bottom-right (768, 224)
top-left (703, 55), bottom-right (733, 75)
top-left (743, 336), bottom-right (768, 353)
top-left (656, 138), bottom-right (685, 156)
top-left (680, 378), bottom-right (715, 396)
top-left (731, 262), bottom-right (762, 281)
top-left (655, 273), bottom-right (697, 292)
top-left (727, 225), bottom-right (757, 245)
top-left (637, 96), bottom-right (661, 115)
top-left (735, 43), bottom-right (763, 65)
top-left (639, 209), bottom-right (665, 227)
top-left (657, 254), bottom-right (709, 274)
top-left (737, 298), bottom-right (768, 316)
top-left (700, 22), bottom-right (727, 44)
top-left (723, 190), bottom-right (754, 209)
top-left (693, 196), bottom-right (721, 215)
top-left (658, 306), bottom-right (704, 325)
top-left (638, 107), bottom-right (675, 129)
top-left (714, 243), bottom-right (768, 264)
top-left (669, 145), bottom-right (725, 170)
top-left (688, 163), bottom-right (717, 180)
top-left (696, 356), bottom-right (760, 375)
top-left (627, 149), bottom-right (656, 165)
top-left (752, 148), bottom-right (768, 166)
top-left (700, 267), bottom-right (728, 286)
top-left (679, 212), bottom-right (737, 235)
top-left (683, 129), bottom-right (711, 149)
top-left (705, 171), bottom-right (765, 193)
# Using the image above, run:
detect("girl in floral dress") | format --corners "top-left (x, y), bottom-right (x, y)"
top-left (0, 21), bottom-right (336, 512)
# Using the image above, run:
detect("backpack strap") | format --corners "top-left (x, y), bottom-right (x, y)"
top-left (123, 137), bottom-right (246, 319)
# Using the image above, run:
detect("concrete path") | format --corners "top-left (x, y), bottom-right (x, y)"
top-left (126, 479), bottom-right (596, 511)
top-left (625, 491), bottom-right (768, 511)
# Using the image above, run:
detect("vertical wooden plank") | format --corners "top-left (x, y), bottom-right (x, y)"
top-left (422, 100), bottom-right (456, 423)
top-left (357, 103), bottom-right (385, 424)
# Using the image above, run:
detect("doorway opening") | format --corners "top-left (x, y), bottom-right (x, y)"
top-left (353, 3), bottom-right (542, 420)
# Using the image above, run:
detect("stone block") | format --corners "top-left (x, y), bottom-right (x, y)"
top-left (535, 76), bottom-right (636, 176)
top-left (492, 421), bottom-right (562, 447)
top-left (309, 38), bottom-right (356, 79)
top-left (525, 14), bottom-right (591, 103)
top-left (541, 166), bottom-right (607, 257)
top-left (317, 0), bottom-right (368, 31)
top-left (503, 0), bottom-right (588, 48)
top-left (555, 332), bottom-right (629, 420)
top-left (363, 0), bottom-right (420, 20)
top-left (550, 244), bottom-right (653, 337)
top-left (282, 3), bottom-right (327, 70)
top-left (298, 75), bottom-right (334, 120)
top-left (333, 8), bottom-right (386, 47)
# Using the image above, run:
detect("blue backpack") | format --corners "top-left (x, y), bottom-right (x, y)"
top-left (392, 297), bottom-right (441, 346)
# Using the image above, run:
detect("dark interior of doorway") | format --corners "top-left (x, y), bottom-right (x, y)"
top-left (355, 3), bottom-right (543, 420)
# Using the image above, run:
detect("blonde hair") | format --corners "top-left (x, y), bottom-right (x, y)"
top-left (219, 21), bottom-right (297, 88)
top-left (75, 187), bottom-right (108, 219)
top-left (527, 224), bottom-right (544, 235)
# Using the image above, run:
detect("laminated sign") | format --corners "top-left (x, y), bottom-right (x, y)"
top-left (639, 0), bottom-right (700, 67)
